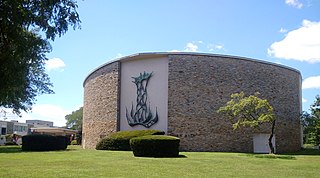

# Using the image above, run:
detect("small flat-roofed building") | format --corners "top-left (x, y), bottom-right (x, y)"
top-left (26, 120), bottom-right (54, 128)
top-left (31, 127), bottom-right (77, 136)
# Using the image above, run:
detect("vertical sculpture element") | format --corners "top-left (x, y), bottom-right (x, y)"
top-left (126, 71), bottom-right (158, 128)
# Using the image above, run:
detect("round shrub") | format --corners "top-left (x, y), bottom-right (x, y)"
top-left (70, 140), bottom-right (78, 145)
top-left (96, 137), bottom-right (128, 150)
top-left (22, 134), bottom-right (68, 151)
top-left (130, 135), bottom-right (180, 157)
top-left (96, 130), bottom-right (165, 151)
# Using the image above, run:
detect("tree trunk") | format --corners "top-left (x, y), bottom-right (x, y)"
top-left (268, 120), bottom-right (276, 154)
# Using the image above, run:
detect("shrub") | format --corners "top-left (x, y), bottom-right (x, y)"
top-left (5, 142), bottom-right (17, 145)
top-left (22, 134), bottom-right (68, 151)
top-left (5, 134), bottom-right (15, 145)
top-left (130, 135), bottom-right (180, 157)
top-left (70, 140), bottom-right (78, 145)
top-left (96, 130), bottom-right (165, 151)
top-left (5, 134), bottom-right (21, 145)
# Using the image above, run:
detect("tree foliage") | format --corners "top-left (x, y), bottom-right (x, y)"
top-left (301, 95), bottom-right (320, 145)
top-left (218, 92), bottom-right (276, 153)
top-left (0, 0), bottom-right (81, 114)
top-left (65, 107), bottom-right (82, 131)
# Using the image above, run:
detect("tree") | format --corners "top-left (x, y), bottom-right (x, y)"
top-left (65, 107), bottom-right (83, 145)
top-left (0, 0), bottom-right (81, 114)
top-left (217, 92), bottom-right (276, 154)
top-left (301, 95), bottom-right (320, 145)
top-left (65, 107), bottom-right (83, 131)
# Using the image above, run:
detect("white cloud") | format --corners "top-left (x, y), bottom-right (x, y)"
top-left (45, 58), bottom-right (66, 72)
top-left (116, 53), bottom-right (123, 58)
top-left (20, 104), bottom-right (71, 127)
top-left (168, 49), bottom-right (181, 52)
top-left (268, 20), bottom-right (320, 63)
top-left (207, 44), bottom-right (225, 52)
top-left (1, 104), bottom-right (81, 127)
top-left (302, 98), bottom-right (307, 103)
top-left (285, 0), bottom-right (303, 8)
top-left (215, 45), bottom-right (224, 50)
top-left (302, 75), bottom-right (320, 89)
top-left (184, 42), bottom-right (198, 52)
top-left (168, 41), bottom-right (225, 53)
top-left (279, 27), bottom-right (288, 33)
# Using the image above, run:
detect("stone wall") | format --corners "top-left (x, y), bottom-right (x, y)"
top-left (82, 62), bottom-right (120, 149)
top-left (82, 53), bottom-right (302, 153)
top-left (167, 54), bottom-right (301, 153)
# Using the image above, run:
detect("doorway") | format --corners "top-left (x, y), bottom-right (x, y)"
top-left (253, 134), bottom-right (275, 153)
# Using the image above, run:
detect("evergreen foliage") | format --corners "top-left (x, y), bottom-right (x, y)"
top-left (130, 135), bottom-right (180, 157)
top-left (96, 130), bottom-right (165, 151)
top-left (301, 95), bottom-right (320, 145)
top-left (22, 134), bottom-right (68, 151)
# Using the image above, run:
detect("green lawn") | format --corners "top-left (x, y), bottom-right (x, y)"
top-left (0, 145), bottom-right (319, 178)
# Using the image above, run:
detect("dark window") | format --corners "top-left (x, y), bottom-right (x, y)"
top-left (1, 128), bottom-right (6, 135)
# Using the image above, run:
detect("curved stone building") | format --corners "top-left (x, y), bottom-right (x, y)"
top-left (82, 52), bottom-right (302, 153)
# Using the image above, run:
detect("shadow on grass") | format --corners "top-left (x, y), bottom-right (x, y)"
top-left (243, 148), bottom-right (320, 160)
top-left (284, 148), bottom-right (320, 156)
top-left (164, 154), bottom-right (187, 158)
top-left (66, 148), bottom-right (79, 151)
top-left (243, 153), bottom-right (296, 160)
top-left (134, 154), bottom-right (188, 158)
top-left (254, 154), bottom-right (296, 160)
top-left (0, 145), bottom-right (79, 153)
top-left (0, 146), bottom-right (22, 153)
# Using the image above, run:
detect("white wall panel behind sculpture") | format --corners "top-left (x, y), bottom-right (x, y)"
top-left (120, 56), bottom-right (168, 132)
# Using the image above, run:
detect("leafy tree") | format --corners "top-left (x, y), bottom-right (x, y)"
top-left (217, 92), bottom-right (276, 153)
top-left (0, 0), bottom-right (81, 114)
top-left (65, 107), bottom-right (83, 131)
top-left (301, 95), bottom-right (320, 145)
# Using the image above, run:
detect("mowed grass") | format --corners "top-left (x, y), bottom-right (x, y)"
top-left (0, 146), bottom-right (319, 178)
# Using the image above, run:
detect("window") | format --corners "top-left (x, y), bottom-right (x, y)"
top-left (1, 128), bottom-right (6, 135)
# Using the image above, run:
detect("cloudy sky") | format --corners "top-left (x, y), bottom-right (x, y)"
top-left (2, 0), bottom-right (319, 126)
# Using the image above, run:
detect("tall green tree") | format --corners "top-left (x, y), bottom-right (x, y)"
top-left (65, 107), bottom-right (83, 131)
top-left (301, 95), bottom-right (320, 145)
top-left (0, 0), bottom-right (81, 114)
top-left (218, 92), bottom-right (276, 153)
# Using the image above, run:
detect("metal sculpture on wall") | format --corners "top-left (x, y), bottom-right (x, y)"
top-left (126, 71), bottom-right (158, 128)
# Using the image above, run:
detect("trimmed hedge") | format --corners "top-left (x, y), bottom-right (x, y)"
top-left (96, 130), bottom-right (165, 151)
top-left (22, 134), bottom-right (68, 151)
top-left (70, 140), bottom-right (78, 145)
top-left (130, 135), bottom-right (180, 157)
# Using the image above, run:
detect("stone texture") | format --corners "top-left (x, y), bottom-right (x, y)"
top-left (83, 53), bottom-right (302, 153)
top-left (82, 62), bottom-right (120, 149)
top-left (167, 54), bottom-right (301, 153)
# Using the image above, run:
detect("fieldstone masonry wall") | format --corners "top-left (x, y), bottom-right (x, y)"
top-left (83, 53), bottom-right (302, 153)
top-left (167, 54), bottom-right (301, 153)
top-left (82, 62), bottom-right (120, 149)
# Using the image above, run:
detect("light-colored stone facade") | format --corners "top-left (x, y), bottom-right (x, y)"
top-left (167, 54), bottom-right (301, 153)
top-left (82, 62), bottom-right (120, 149)
top-left (83, 53), bottom-right (302, 153)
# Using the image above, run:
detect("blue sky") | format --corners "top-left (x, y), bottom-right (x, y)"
top-left (3, 0), bottom-right (320, 126)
